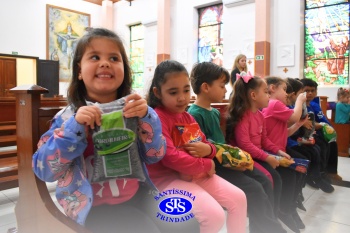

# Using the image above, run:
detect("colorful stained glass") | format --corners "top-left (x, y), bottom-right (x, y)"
top-left (130, 24), bottom-right (144, 88)
top-left (304, 2), bottom-right (349, 85)
top-left (306, 0), bottom-right (348, 9)
top-left (305, 4), bottom-right (349, 35)
top-left (198, 4), bottom-right (223, 66)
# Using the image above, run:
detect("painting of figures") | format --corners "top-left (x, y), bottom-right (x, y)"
top-left (46, 5), bottom-right (90, 82)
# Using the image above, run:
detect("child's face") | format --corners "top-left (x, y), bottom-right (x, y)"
top-left (272, 82), bottom-right (288, 105)
top-left (238, 57), bottom-right (247, 69)
top-left (339, 94), bottom-right (349, 103)
top-left (288, 89), bottom-right (303, 106)
top-left (303, 86), bottom-right (317, 102)
top-left (79, 38), bottom-right (124, 103)
top-left (155, 72), bottom-right (191, 114)
top-left (253, 81), bottom-right (270, 109)
top-left (206, 76), bottom-right (227, 103)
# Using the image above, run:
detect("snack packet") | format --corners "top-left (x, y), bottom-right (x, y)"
top-left (213, 142), bottom-right (254, 170)
top-left (320, 122), bottom-right (337, 143)
top-left (172, 123), bottom-right (205, 149)
top-left (273, 155), bottom-right (310, 174)
top-left (90, 97), bottom-right (146, 183)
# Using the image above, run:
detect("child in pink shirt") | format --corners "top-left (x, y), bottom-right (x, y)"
top-left (226, 73), bottom-right (302, 233)
top-left (262, 76), bottom-right (307, 232)
top-left (146, 60), bottom-right (247, 233)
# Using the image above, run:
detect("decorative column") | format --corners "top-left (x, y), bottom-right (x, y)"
top-left (101, 0), bottom-right (114, 30)
top-left (157, 0), bottom-right (171, 64)
top-left (254, 0), bottom-right (270, 77)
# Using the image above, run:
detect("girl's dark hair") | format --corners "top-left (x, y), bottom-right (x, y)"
top-left (190, 62), bottom-right (229, 94)
top-left (146, 60), bottom-right (188, 108)
top-left (225, 76), bottom-right (265, 142)
top-left (265, 76), bottom-right (287, 94)
top-left (286, 78), bottom-right (304, 94)
top-left (67, 28), bottom-right (132, 110)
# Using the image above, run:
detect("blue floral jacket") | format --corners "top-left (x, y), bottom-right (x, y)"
top-left (32, 103), bottom-right (165, 225)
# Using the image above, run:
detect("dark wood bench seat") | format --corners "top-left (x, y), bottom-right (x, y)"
top-left (10, 85), bottom-right (92, 233)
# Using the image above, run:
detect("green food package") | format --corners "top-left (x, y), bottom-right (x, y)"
top-left (321, 122), bottom-right (337, 143)
top-left (91, 97), bottom-right (146, 183)
top-left (213, 142), bottom-right (254, 170)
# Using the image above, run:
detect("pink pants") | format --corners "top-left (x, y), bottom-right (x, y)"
top-left (162, 174), bottom-right (247, 233)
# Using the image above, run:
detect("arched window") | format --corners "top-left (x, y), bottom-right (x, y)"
top-left (304, 0), bottom-right (349, 85)
top-left (198, 4), bottom-right (224, 66)
top-left (130, 24), bottom-right (145, 89)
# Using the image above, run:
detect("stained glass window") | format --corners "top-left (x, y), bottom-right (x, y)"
top-left (198, 4), bottom-right (224, 66)
top-left (130, 24), bottom-right (144, 88)
top-left (304, 0), bottom-right (350, 85)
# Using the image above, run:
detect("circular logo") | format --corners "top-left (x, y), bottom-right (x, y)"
top-left (159, 197), bottom-right (192, 216)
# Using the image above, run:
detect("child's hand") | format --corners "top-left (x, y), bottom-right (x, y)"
top-left (265, 155), bottom-right (280, 169)
top-left (296, 115), bottom-right (309, 128)
top-left (75, 105), bottom-right (102, 130)
top-left (314, 122), bottom-right (323, 130)
top-left (207, 160), bottom-right (216, 177)
top-left (296, 92), bottom-right (307, 104)
top-left (277, 150), bottom-right (291, 159)
top-left (302, 117), bottom-right (313, 129)
top-left (183, 142), bottom-right (212, 158)
top-left (123, 93), bottom-right (148, 118)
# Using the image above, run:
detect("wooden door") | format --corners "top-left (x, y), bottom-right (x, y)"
top-left (0, 58), bottom-right (16, 98)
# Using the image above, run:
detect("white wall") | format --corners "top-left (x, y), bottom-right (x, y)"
top-left (0, 0), bottom-right (101, 96)
top-left (0, 0), bottom-right (101, 58)
top-left (1, 0), bottom-right (346, 100)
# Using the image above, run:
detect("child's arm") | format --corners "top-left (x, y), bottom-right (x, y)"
top-left (182, 142), bottom-right (212, 158)
top-left (137, 106), bottom-right (166, 164)
top-left (32, 108), bottom-right (88, 182)
top-left (288, 116), bottom-right (309, 136)
top-left (159, 117), bottom-right (214, 176)
top-left (288, 92), bottom-right (306, 124)
top-left (234, 116), bottom-right (279, 163)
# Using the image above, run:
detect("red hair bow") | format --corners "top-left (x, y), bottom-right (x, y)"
top-left (236, 71), bottom-right (253, 83)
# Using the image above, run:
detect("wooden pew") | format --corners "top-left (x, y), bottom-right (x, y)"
top-left (319, 96), bottom-right (350, 157)
top-left (11, 85), bottom-right (92, 233)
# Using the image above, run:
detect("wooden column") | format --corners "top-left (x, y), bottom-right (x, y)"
top-left (255, 0), bottom-right (271, 78)
top-left (157, 0), bottom-right (171, 64)
top-left (101, 0), bottom-right (114, 30)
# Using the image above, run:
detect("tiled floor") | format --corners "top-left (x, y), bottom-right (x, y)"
top-left (1, 157), bottom-right (350, 233)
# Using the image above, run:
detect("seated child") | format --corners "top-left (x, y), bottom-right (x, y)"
top-left (146, 60), bottom-right (247, 233)
top-left (227, 73), bottom-right (302, 233)
top-left (286, 78), bottom-right (334, 194)
top-left (335, 87), bottom-right (350, 124)
top-left (32, 28), bottom-right (166, 233)
top-left (300, 78), bottom-right (342, 181)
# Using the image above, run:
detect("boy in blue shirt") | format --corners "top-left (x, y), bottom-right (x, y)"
top-left (300, 78), bottom-right (342, 181)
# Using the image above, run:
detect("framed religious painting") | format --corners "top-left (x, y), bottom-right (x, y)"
top-left (46, 4), bottom-right (90, 82)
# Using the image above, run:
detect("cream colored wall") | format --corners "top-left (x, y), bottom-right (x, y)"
top-left (16, 58), bottom-right (36, 85)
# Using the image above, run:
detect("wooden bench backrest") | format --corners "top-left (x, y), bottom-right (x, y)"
top-left (11, 85), bottom-right (92, 233)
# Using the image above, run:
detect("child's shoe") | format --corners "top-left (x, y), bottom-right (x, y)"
top-left (314, 177), bottom-right (334, 193)
top-left (328, 173), bottom-right (343, 181)
top-left (279, 212), bottom-right (300, 233)
top-left (292, 210), bottom-right (305, 229)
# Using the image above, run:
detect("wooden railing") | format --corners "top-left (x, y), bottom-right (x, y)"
top-left (10, 85), bottom-right (92, 233)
